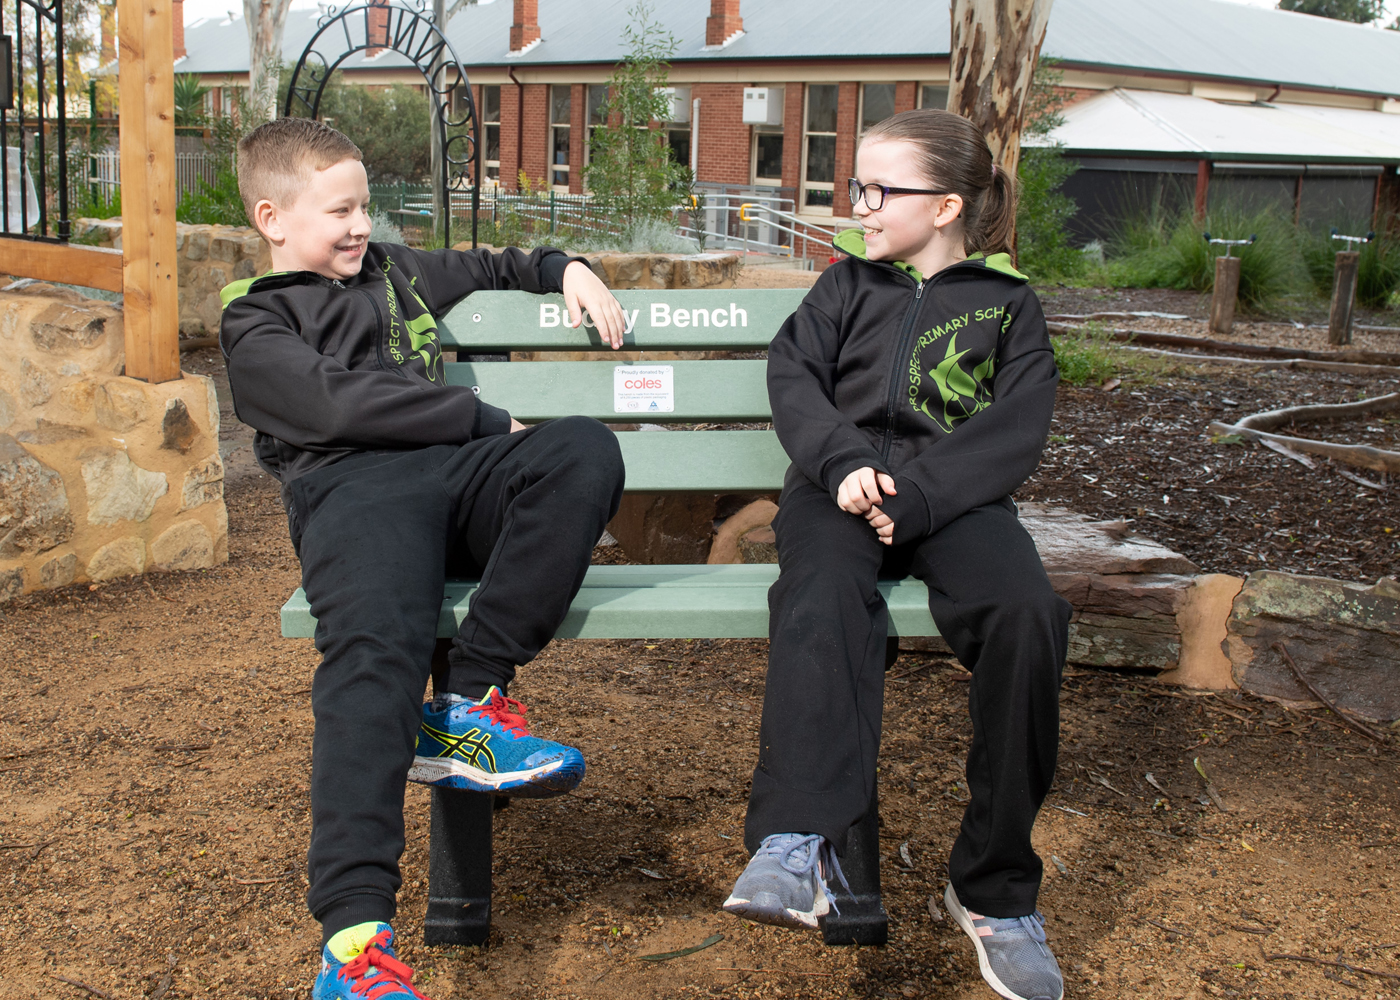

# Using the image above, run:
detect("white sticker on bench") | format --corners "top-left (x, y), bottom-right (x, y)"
top-left (614, 365), bottom-right (674, 414)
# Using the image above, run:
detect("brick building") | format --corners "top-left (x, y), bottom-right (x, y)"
top-left (181, 0), bottom-right (1400, 235)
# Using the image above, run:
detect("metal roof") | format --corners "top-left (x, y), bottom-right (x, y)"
top-left (1039, 88), bottom-right (1400, 164)
top-left (180, 0), bottom-right (1400, 98)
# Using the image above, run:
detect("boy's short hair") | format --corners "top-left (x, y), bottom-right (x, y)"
top-left (236, 117), bottom-right (362, 218)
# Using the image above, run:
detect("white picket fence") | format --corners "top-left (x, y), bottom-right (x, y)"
top-left (88, 150), bottom-right (220, 204)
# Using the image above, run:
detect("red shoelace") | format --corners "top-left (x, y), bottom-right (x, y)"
top-left (338, 932), bottom-right (429, 999)
top-left (465, 689), bottom-right (531, 737)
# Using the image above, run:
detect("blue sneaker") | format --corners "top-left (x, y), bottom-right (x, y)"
top-left (313, 922), bottom-right (431, 1000)
top-left (945, 883), bottom-right (1064, 1000)
top-left (721, 833), bottom-right (850, 930)
top-left (407, 686), bottom-right (585, 797)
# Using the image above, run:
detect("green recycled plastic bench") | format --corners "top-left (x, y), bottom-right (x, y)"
top-left (280, 288), bottom-right (945, 948)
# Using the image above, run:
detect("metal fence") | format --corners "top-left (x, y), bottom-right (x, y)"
top-left (86, 150), bottom-right (222, 206)
top-left (369, 183), bottom-right (623, 244)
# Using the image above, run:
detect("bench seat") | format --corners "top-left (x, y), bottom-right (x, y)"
top-left (280, 563), bottom-right (943, 639)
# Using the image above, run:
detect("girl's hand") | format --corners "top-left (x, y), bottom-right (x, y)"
top-left (562, 261), bottom-right (627, 349)
top-left (837, 468), bottom-right (896, 514)
top-left (865, 506), bottom-right (895, 545)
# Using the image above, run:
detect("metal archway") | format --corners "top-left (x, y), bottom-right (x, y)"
top-left (284, 0), bottom-right (480, 246)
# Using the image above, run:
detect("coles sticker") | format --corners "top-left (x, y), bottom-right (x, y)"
top-left (614, 365), bottom-right (674, 413)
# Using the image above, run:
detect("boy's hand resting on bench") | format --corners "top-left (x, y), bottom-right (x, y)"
top-left (837, 467), bottom-right (898, 545)
top-left (562, 260), bottom-right (627, 349)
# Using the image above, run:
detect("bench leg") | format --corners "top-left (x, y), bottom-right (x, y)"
top-left (423, 787), bottom-right (494, 946)
top-left (819, 789), bottom-right (889, 946)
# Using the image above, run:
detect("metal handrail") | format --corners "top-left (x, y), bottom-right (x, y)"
top-left (682, 198), bottom-right (842, 261)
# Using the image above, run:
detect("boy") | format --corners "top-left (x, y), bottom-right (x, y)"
top-left (220, 117), bottom-right (627, 1000)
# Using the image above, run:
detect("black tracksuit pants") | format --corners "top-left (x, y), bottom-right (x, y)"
top-left (745, 476), bottom-right (1070, 918)
top-left (282, 416), bottom-right (625, 939)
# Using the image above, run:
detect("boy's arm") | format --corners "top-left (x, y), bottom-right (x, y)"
top-left (223, 303), bottom-right (512, 451)
top-left (767, 270), bottom-right (889, 499)
top-left (877, 291), bottom-right (1058, 543)
top-left (394, 243), bottom-right (586, 313)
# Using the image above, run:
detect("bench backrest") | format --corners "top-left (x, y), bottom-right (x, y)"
top-left (440, 289), bottom-right (808, 493)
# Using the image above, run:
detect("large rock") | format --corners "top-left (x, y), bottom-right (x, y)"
top-left (151, 519), bottom-right (214, 571)
top-left (86, 536), bottom-right (146, 581)
top-left (0, 434), bottom-right (73, 557)
top-left (80, 448), bottom-right (168, 525)
top-left (1226, 571), bottom-right (1400, 721)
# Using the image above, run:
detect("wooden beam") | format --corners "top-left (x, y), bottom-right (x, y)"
top-left (0, 241), bottom-right (123, 292)
top-left (117, 0), bottom-right (181, 384)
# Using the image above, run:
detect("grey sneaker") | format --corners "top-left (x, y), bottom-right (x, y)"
top-left (721, 833), bottom-right (849, 930)
top-left (945, 883), bottom-right (1064, 1000)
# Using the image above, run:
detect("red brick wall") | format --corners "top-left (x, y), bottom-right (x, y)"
top-left (832, 81), bottom-right (858, 217)
top-left (569, 83), bottom-right (586, 194)
top-left (510, 0), bottom-right (540, 51)
top-left (706, 0), bottom-right (743, 46)
top-left (499, 81), bottom-right (521, 189)
top-left (781, 83), bottom-right (804, 193)
top-left (499, 82), bottom-right (549, 191)
top-left (894, 81), bottom-right (916, 114)
top-left (692, 83), bottom-right (749, 185)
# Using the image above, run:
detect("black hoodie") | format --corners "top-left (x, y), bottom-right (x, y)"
top-left (218, 242), bottom-right (581, 484)
top-left (767, 229), bottom-right (1058, 544)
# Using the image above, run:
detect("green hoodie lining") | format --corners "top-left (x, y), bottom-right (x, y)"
top-left (831, 228), bottom-right (1028, 282)
top-left (220, 271), bottom-right (297, 310)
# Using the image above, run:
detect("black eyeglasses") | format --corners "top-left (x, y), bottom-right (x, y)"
top-left (848, 178), bottom-right (946, 212)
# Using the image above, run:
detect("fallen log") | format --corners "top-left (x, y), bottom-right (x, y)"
top-left (1233, 392), bottom-right (1400, 432)
top-left (1118, 346), bottom-right (1400, 377)
top-left (1207, 392), bottom-right (1400, 475)
top-left (1047, 322), bottom-right (1400, 367)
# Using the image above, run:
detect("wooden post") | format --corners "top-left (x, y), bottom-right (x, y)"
top-left (117, 0), bottom-right (181, 384)
top-left (1329, 250), bottom-right (1360, 347)
top-left (1209, 255), bottom-right (1241, 337)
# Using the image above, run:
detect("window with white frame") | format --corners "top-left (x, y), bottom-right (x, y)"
top-left (919, 85), bottom-right (948, 110)
top-left (482, 84), bottom-right (501, 181)
top-left (802, 84), bottom-right (838, 211)
top-left (859, 83), bottom-right (895, 133)
top-left (550, 85), bottom-right (571, 189)
top-left (751, 127), bottom-right (783, 186)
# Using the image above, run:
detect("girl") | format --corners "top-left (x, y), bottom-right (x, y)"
top-left (722, 109), bottom-right (1071, 1000)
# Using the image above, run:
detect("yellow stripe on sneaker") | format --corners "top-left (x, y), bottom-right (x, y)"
top-left (327, 921), bottom-right (385, 962)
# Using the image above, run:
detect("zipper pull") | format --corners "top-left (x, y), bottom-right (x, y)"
top-left (915, 280), bottom-right (925, 299)
top-left (332, 280), bottom-right (345, 289)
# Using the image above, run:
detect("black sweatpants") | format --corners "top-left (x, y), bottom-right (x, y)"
top-left (283, 416), bottom-right (625, 938)
top-left (745, 476), bottom-right (1070, 918)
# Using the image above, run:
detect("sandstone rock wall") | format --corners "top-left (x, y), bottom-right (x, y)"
top-left (0, 284), bottom-right (228, 601)
top-left (72, 218), bottom-right (271, 336)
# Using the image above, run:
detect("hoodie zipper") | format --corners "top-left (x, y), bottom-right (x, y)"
top-left (879, 278), bottom-right (925, 462)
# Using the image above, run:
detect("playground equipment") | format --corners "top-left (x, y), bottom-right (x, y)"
top-left (1203, 232), bottom-right (1256, 337)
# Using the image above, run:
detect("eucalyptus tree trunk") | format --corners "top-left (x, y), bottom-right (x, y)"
top-left (245, 0), bottom-right (293, 123)
top-left (947, 0), bottom-right (1054, 177)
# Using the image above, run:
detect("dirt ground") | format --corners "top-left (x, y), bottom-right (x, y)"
top-left (3, 275), bottom-right (1400, 1000)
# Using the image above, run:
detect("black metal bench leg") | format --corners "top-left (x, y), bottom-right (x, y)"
top-left (819, 789), bottom-right (889, 946)
top-left (424, 787), bottom-right (495, 946)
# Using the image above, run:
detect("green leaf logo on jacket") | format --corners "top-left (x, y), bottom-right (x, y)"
top-left (382, 257), bottom-right (444, 383)
top-left (907, 307), bottom-right (1009, 433)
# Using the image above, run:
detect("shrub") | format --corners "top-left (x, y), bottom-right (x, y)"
top-left (1052, 322), bottom-right (1120, 386)
top-left (1301, 226), bottom-right (1400, 309)
top-left (1015, 60), bottom-right (1083, 282)
top-left (1105, 204), bottom-right (1303, 311)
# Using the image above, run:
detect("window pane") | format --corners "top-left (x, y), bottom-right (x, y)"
top-left (588, 84), bottom-right (608, 125)
top-left (486, 123), bottom-right (500, 163)
top-left (807, 84), bottom-right (838, 133)
top-left (668, 129), bottom-right (691, 169)
top-left (921, 85), bottom-right (948, 110)
top-left (483, 84), bottom-right (500, 123)
top-left (806, 134), bottom-right (835, 184)
top-left (552, 126), bottom-right (570, 166)
top-left (805, 188), bottom-right (834, 208)
top-left (756, 133), bottom-right (783, 179)
top-left (551, 86), bottom-right (572, 125)
top-left (861, 84), bottom-right (895, 131)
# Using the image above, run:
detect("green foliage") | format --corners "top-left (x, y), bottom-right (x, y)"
top-left (1105, 204), bottom-right (1302, 311)
top-left (278, 66), bottom-right (434, 183)
top-left (1015, 60), bottom-right (1083, 282)
top-left (582, 2), bottom-right (688, 229)
top-left (1052, 322), bottom-right (1121, 386)
top-left (72, 185), bottom-right (121, 221)
top-left (178, 168), bottom-right (248, 226)
top-left (174, 74), bottom-right (210, 128)
top-left (1300, 227), bottom-right (1400, 308)
top-left (1277, 0), bottom-right (1385, 22)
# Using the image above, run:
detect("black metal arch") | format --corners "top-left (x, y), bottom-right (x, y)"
top-left (284, 0), bottom-right (480, 246)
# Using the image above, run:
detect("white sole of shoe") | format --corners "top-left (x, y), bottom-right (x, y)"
top-left (721, 890), bottom-right (828, 930)
top-left (944, 883), bottom-right (1063, 1000)
top-left (407, 754), bottom-right (563, 790)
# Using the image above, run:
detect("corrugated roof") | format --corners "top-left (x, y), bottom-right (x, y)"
top-left (1041, 88), bottom-right (1400, 163)
top-left (180, 0), bottom-right (1400, 99)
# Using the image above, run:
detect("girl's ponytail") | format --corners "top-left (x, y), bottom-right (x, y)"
top-left (969, 162), bottom-right (1017, 258)
top-left (861, 109), bottom-right (1019, 262)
